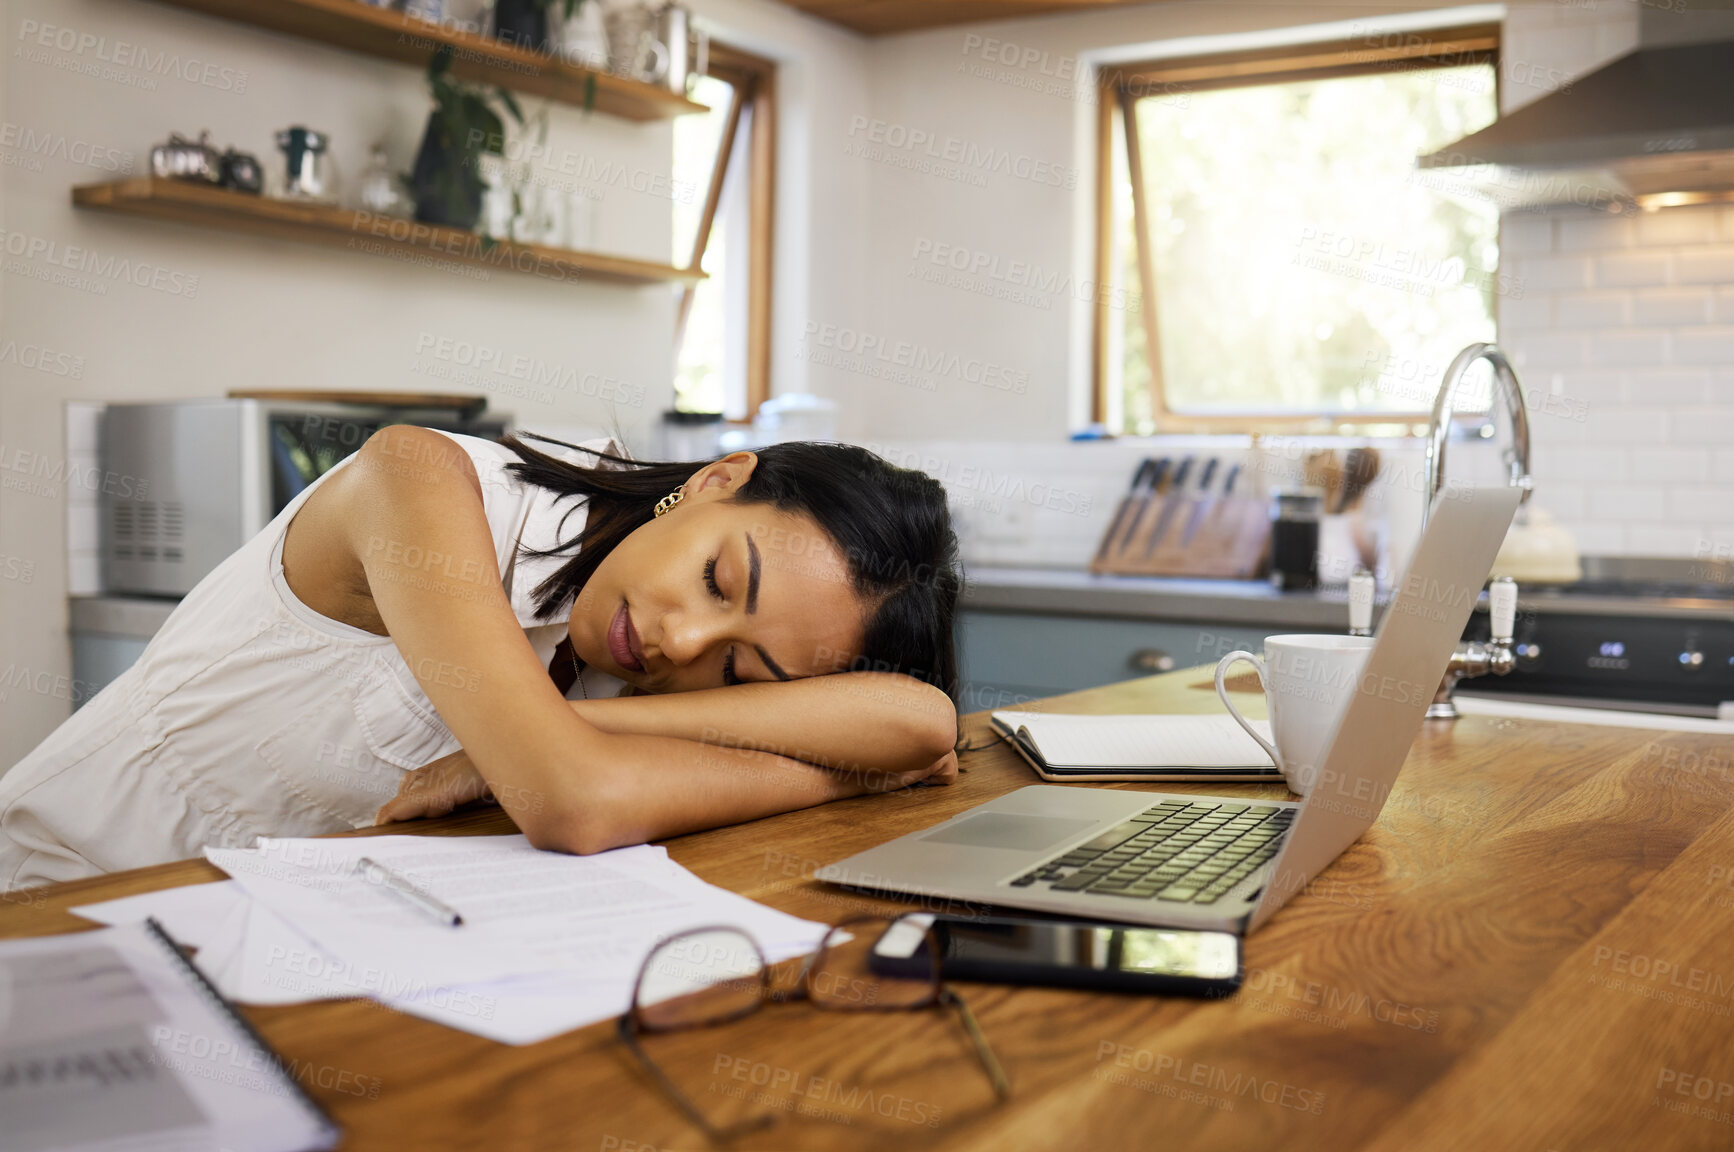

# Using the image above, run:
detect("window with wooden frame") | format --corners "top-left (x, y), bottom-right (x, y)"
top-left (673, 42), bottom-right (776, 420)
top-left (1094, 24), bottom-right (1501, 435)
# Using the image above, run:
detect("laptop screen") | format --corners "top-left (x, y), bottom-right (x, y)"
top-left (1247, 483), bottom-right (1522, 932)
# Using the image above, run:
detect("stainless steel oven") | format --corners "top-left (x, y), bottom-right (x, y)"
top-left (100, 399), bottom-right (507, 597)
top-left (1456, 557), bottom-right (1734, 719)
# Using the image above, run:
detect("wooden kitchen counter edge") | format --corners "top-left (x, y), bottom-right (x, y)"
top-left (3, 665), bottom-right (1732, 1152)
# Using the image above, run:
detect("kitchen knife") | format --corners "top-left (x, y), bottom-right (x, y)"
top-left (1177, 457), bottom-right (1220, 546)
top-left (1094, 458), bottom-right (1155, 566)
top-left (1116, 457), bottom-right (1169, 556)
top-left (1189, 461), bottom-right (1242, 551)
top-left (1142, 455), bottom-right (1194, 557)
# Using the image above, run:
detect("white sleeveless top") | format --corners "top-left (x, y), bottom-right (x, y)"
top-left (0, 431), bottom-right (625, 890)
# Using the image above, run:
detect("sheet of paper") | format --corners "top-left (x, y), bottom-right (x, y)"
top-left (380, 969), bottom-right (641, 1046)
top-left (207, 835), bottom-right (829, 996)
top-left (993, 711), bottom-right (1276, 768)
top-left (375, 925), bottom-right (824, 1046)
top-left (71, 877), bottom-right (421, 1008)
top-left (72, 881), bottom-right (249, 951)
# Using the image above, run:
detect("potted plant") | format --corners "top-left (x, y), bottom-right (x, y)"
top-left (492, 0), bottom-right (585, 53)
top-left (407, 46), bottom-right (524, 230)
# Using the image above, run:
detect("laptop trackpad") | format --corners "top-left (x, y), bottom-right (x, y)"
top-left (919, 814), bottom-right (1097, 851)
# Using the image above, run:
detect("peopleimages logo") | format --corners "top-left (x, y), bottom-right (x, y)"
top-left (0, 228), bottom-right (200, 297)
top-left (845, 116), bottom-right (1078, 189)
top-left (0, 339), bottom-right (84, 378)
top-left (16, 20), bottom-right (249, 91)
top-left (0, 121), bottom-right (132, 173)
top-left (910, 238), bottom-right (1139, 311)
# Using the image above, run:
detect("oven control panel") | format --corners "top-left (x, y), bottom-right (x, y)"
top-left (1459, 610), bottom-right (1734, 714)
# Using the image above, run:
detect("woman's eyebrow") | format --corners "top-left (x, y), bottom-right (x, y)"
top-left (742, 535), bottom-right (788, 679)
top-left (745, 533), bottom-right (761, 614)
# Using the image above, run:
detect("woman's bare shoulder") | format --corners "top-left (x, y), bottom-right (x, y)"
top-left (280, 426), bottom-right (487, 633)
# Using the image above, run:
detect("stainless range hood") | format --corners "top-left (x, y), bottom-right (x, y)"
top-left (1418, 15), bottom-right (1734, 212)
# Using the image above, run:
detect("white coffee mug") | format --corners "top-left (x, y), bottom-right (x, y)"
top-left (1214, 634), bottom-right (1375, 795)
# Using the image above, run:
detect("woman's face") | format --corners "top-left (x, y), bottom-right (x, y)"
top-left (568, 453), bottom-right (870, 693)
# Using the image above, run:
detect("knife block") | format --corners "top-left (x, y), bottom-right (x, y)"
top-left (1091, 494), bottom-right (1271, 579)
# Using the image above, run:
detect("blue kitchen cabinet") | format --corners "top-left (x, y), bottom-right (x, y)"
top-left (955, 610), bottom-right (1272, 714)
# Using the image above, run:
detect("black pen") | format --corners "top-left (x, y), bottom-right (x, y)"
top-left (358, 856), bottom-right (464, 927)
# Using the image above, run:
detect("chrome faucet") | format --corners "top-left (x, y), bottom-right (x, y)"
top-left (1423, 342), bottom-right (1534, 720)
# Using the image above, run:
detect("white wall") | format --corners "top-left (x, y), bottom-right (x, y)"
top-left (0, 0), bottom-right (869, 765)
top-left (837, 0), bottom-right (1544, 444)
top-left (688, 0), bottom-right (873, 403)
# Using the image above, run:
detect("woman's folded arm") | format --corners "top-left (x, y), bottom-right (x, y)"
top-left (378, 734), bottom-right (954, 854)
top-left (567, 672), bottom-right (958, 778)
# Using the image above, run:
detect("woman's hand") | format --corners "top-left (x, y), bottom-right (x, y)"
top-left (375, 748), bottom-right (494, 825)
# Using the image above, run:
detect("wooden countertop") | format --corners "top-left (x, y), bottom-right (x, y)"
top-left (6, 667), bottom-right (1734, 1150)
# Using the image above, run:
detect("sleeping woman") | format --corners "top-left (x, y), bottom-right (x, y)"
top-left (0, 427), bottom-right (962, 890)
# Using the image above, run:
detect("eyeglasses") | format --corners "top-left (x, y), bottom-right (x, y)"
top-left (616, 914), bottom-right (1011, 1144)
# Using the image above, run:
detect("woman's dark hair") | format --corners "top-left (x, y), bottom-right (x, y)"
top-left (498, 431), bottom-right (962, 701)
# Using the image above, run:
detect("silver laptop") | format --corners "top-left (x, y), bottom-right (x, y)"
top-left (817, 483), bottom-right (1522, 935)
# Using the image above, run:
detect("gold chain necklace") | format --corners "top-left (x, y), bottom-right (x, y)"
top-left (569, 643), bottom-right (588, 700)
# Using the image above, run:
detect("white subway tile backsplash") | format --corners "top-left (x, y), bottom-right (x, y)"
top-left (1625, 369), bottom-right (1709, 407)
top-left (1663, 410), bottom-right (1734, 445)
top-left (65, 514), bottom-right (99, 552)
top-left (1498, 294), bottom-right (1552, 329)
top-left (1630, 447), bottom-right (1709, 483)
top-left (1589, 485), bottom-right (1666, 521)
top-left (1588, 331), bottom-right (1668, 366)
top-left (1554, 292), bottom-right (1629, 327)
top-left (1500, 214), bottom-right (1554, 256)
top-left (1677, 249), bottom-right (1734, 285)
top-left (1513, 255), bottom-right (1594, 291)
top-left (1508, 332), bottom-right (1587, 368)
top-left (1556, 212), bottom-right (1633, 252)
top-left (64, 405), bottom-right (105, 598)
top-left (1717, 287), bottom-right (1734, 324)
top-left (1672, 328), bottom-right (1734, 366)
top-left (1632, 288), bottom-right (1713, 326)
top-left (1531, 444), bottom-right (1628, 483)
top-left (1584, 406), bottom-right (1668, 442)
top-left (65, 404), bottom-right (103, 454)
top-left (1535, 480), bottom-right (1585, 519)
top-left (68, 556), bottom-right (101, 598)
top-left (1564, 521), bottom-right (1626, 554)
top-left (1628, 524), bottom-right (1709, 555)
top-left (1667, 488), bottom-right (1731, 522)
top-left (1550, 368), bottom-right (1622, 408)
top-left (1500, 202), bottom-right (1734, 558)
top-left (1635, 206), bottom-right (1721, 247)
top-left (1596, 251), bottom-right (1671, 287)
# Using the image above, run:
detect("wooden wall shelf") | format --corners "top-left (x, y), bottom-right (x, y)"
top-left (73, 179), bottom-right (706, 287)
top-left (143, 0), bottom-right (706, 121)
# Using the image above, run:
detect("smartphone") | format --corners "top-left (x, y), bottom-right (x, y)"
top-left (869, 914), bottom-right (1241, 997)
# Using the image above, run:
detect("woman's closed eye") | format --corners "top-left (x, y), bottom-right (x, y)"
top-left (704, 557), bottom-right (743, 685)
top-left (703, 555), bottom-right (725, 602)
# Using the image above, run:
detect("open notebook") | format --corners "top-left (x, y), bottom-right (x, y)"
top-left (0, 918), bottom-right (340, 1152)
top-left (990, 711), bottom-right (1282, 782)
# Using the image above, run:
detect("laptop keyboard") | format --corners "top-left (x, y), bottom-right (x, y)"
top-left (1007, 800), bottom-right (1294, 904)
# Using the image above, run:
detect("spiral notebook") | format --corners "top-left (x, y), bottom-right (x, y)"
top-left (990, 710), bottom-right (1282, 782)
top-left (0, 918), bottom-right (341, 1152)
